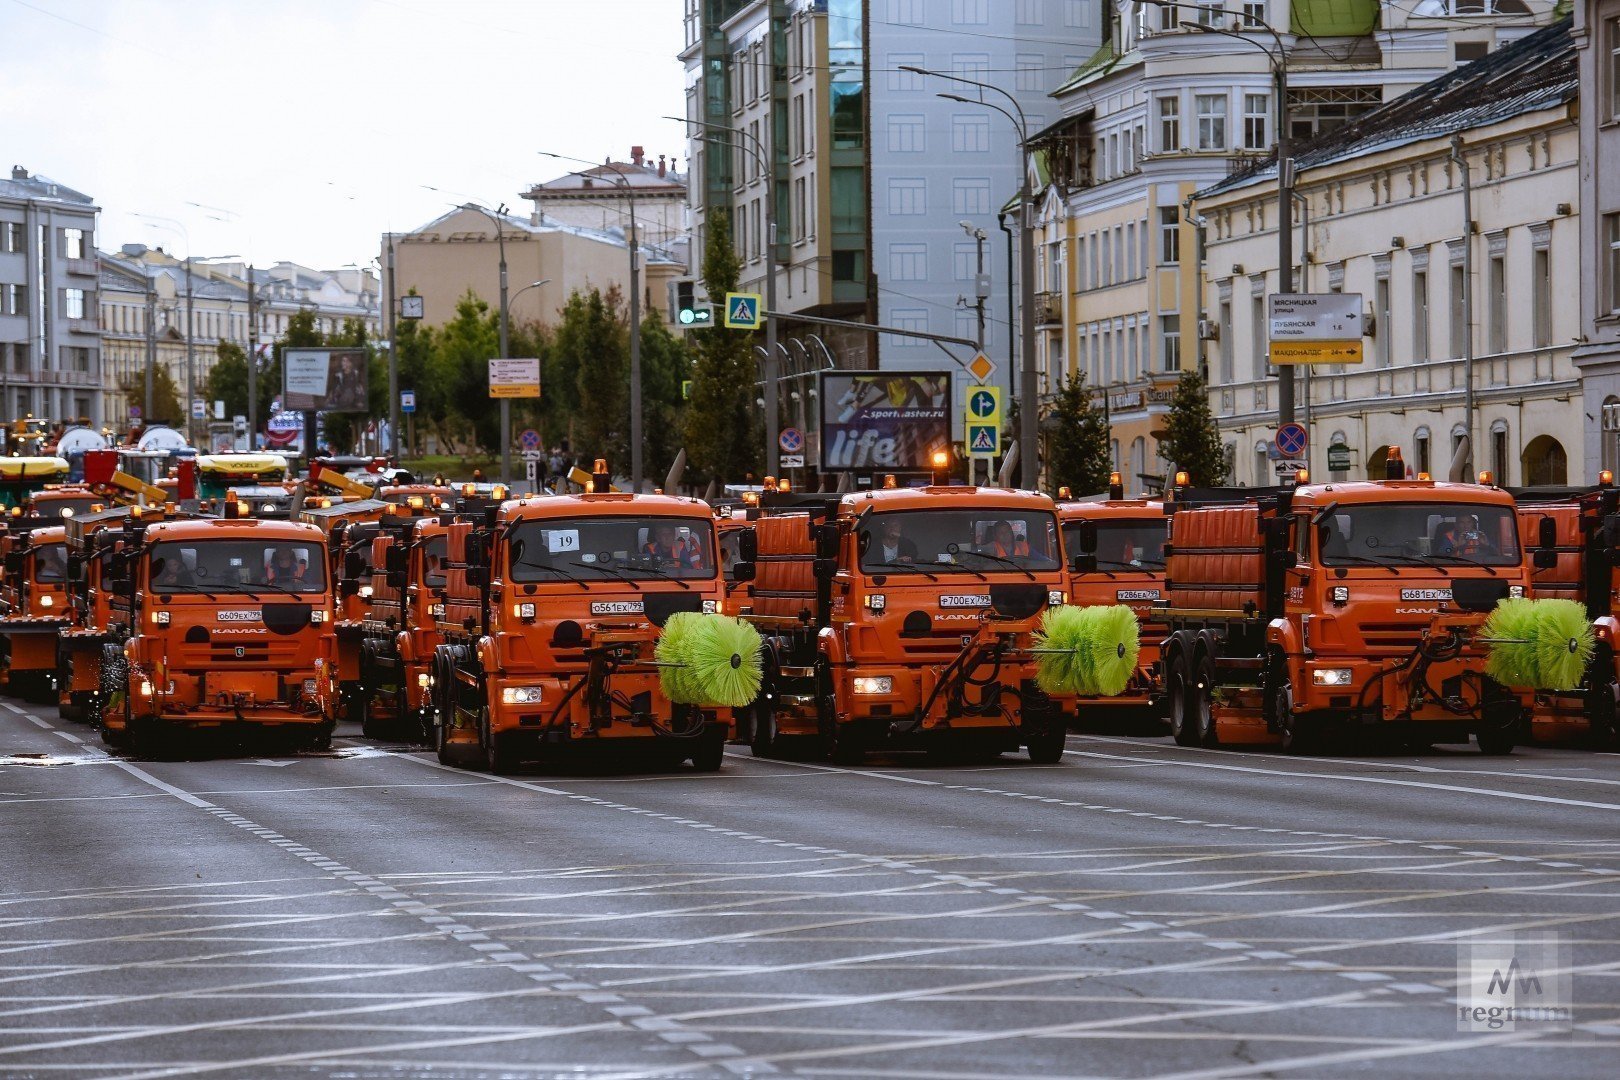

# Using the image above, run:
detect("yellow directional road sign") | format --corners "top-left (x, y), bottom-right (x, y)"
top-left (723, 292), bottom-right (763, 330)
top-left (1269, 340), bottom-right (1364, 365)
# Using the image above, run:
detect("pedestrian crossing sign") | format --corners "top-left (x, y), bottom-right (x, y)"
top-left (968, 424), bottom-right (999, 457)
top-left (724, 291), bottom-right (763, 330)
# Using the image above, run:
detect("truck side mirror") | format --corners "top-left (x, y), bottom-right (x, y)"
top-left (731, 561), bottom-right (756, 583)
top-left (385, 570), bottom-right (406, 591)
top-left (1069, 553), bottom-right (1097, 574)
top-left (814, 523), bottom-right (839, 559)
top-left (466, 566), bottom-right (490, 589)
top-left (1605, 514), bottom-right (1620, 549)
top-left (1533, 548), bottom-right (1559, 569)
top-left (344, 549), bottom-right (367, 579)
top-left (813, 557), bottom-right (838, 582)
top-left (1271, 549), bottom-right (1299, 569)
top-left (465, 534), bottom-right (488, 567)
top-left (1538, 516), bottom-right (1557, 550)
top-left (384, 546), bottom-right (406, 575)
top-left (3, 552), bottom-right (23, 576)
top-left (1072, 520), bottom-right (1098, 554)
top-left (737, 527), bottom-right (758, 563)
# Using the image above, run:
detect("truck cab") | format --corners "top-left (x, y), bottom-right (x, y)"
top-left (59, 505), bottom-right (146, 727)
top-left (0, 524), bottom-right (73, 702)
top-left (98, 513), bottom-right (336, 754)
top-left (195, 453), bottom-right (290, 502)
top-left (1057, 493), bottom-right (1167, 725)
top-left (738, 484), bottom-right (1073, 764)
top-left (430, 485), bottom-right (740, 774)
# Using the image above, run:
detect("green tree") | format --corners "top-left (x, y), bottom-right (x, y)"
top-left (1158, 367), bottom-right (1229, 487)
top-left (207, 341), bottom-right (249, 419)
top-left (434, 291), bottom-right (502, 454)
top-left (637, 312), bottom-right (693, 484)
top-left (684, 211), bottom-right (760, 485)
top-left (556, 287), bottom-right (629, 468)
top-left (392, 314), bottom-right (437, 456)
top-left (1044, 374), bottom-right (1113, 497)
top-left (120, 362), bottom-right (183, 426)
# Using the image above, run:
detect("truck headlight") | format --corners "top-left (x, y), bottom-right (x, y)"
top-left (1509, 585), bottom-right (1525, 599)
top-left (137, 678), bottom-right (153, 697)
top-left (502, 686), bottom-right (544, 704)
top-left (151, 610), bottom-right (170, 626)
top-left (358, 585), bottom-right (373, 598)
top-left (38, 595), bottom-right (52, 608)
top-left (513, 602), bottom-right (536, 620)
top-left (260, 502), bottom-right (277, 513)
top-left (310, 610), bottom-right (326, 624)
top-left (1312, 668), bottom-right (1354, 686)
top-left (852, 676), bottom-right (892, 695)
top-left (1330, 586), bottom-right (1349, 603)
top-left (865, 593), bottom-right (885, 612)
top-left (1048, 590), bottom-right (1066, 607)
top-left (417, 673), bottom-right (432, 689)
top-left (430, 602), bottom-right (445, 617)
top-left (702, 600), bottom-right (718, 614)
top-left (303, 678), bottom-right (317, 694)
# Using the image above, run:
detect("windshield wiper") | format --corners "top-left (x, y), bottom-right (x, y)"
top-left (1427, 552), bottom-right (1501, 577)
top-left (956, 549), bottom-right (1035, 580)
top-left (514, 559), bottom-right (588, 590)
top-left (1323, 553), bottom-right (1401, 576)
top-left (865, 560), bottom-right (939, 581)
top-left (571, 560), bottom-right (642, 591)
top-left (238, 579), bottom-right (319, 599)
top-left (154, 583), bottom-right (219, 600)
top-left (619, 561), bottom-right (692, 590)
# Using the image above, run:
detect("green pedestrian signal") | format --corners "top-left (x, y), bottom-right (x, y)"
top-left (670, 279), bottom-right (713, 328)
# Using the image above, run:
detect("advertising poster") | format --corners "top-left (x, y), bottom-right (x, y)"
top-left (820, 371), bottom-right (951, 472)
top-left (283, 348), bottom-right (368, 412)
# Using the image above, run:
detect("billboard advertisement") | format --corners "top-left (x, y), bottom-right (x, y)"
top-left (820, 371), bottom-right (951, 472)
top-left (283, 348), bottom-right (368, 412)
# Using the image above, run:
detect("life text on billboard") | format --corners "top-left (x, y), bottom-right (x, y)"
top-left (820, 371), bottom-right (951, 472)
top-left (282, 348), bottom-right (369, 412)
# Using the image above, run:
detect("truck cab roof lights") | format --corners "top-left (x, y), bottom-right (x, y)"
top-left (1384, 445), bottom-right (1405, 481)
top-left (1601, 469), bottom-right (1616, 487)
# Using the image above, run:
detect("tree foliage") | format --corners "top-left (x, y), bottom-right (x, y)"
top-left (1158, 367), bottom-right (1229, 487)
top-left (557, 287), bottom-right (629, 468)
top-left (207, 341), bottom-right (249, 420)
top-left (684, 211), bottom-right (760, 485)
top-left (121, 362), bottom-right (183, 426)
top-left (1043, 373), bottom-right (1113, 497)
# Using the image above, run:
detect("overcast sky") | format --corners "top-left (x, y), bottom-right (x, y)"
top-left (2, 0), bottom-right (687, 270)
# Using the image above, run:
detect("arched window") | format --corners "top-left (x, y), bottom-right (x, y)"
top-left (1490, 419), bottom-right (1510, 484)
top-left (1413, 426), bottom-right (1432, 476)
top-left (1254, 439), bottom-right (1269, 487)
top-left (1522, 435), bottom-right (1568, 487)
top-left (1604, 396), bottom-right (1620, 475)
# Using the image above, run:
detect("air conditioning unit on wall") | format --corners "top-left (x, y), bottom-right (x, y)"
top-left (1197, 318), bottom-right (1220, 341)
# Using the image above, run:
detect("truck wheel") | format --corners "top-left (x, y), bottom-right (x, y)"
top-left (1167, 651), bottom-right (1197, 747)
top-left (1272, 672), bottom-right (1317, 754)
top-left (748, 694), bottom-right (777, 758)
top-left (482, 709), bottom-right (517, 775)
top-left (1026, 723), bottom-right (1067, 765)
top-left (434, 710), bottom-right (457, 766)
top-left (1585, 645), bottom-right (1617, 749)
top-left (98, 645), bottom-right (129, 749)
top-left (1192, 653), bottom-right (1220, 748)
top-left (1475, 725), bottom-right (1516, 756)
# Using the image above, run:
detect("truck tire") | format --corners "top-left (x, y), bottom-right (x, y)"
top-left (691, 721), bottom-right (726, 772)
top-left (98, 644), bottom-right (130, 750)
top-left (1191, 652), bottom-right (1220, 748)
top-left (1167, 649), bottom-right (1197, 747)
top-left (481, 707), bottom-right (515, 774)
top-left (1585, 644), bottom-right (1617, 749)
top-left (432, 649), bottom-right (460, 766)
top-left (748, 693), bottom-right (777, 758)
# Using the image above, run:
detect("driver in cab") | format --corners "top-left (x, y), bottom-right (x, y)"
top-left (642, 524), bottom-right (699, 569)
top-left (987, 521), bottom-right (1029, 559)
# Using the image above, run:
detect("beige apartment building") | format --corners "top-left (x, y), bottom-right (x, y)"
top-left (522, 147), bottom-right (689, 273)
top-left (384, 206), bottom-right (683, 332)
top-left (1194, 18), bottom-right (1580, 488)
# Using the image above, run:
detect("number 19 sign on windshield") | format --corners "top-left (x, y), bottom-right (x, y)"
top-left (489, 357), bottom-right (541, 399)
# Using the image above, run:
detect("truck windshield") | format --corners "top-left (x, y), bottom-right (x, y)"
top-left (34, 543), bottom-right (67, 582)
top-left (1318, 502), bottom-right (1521, 567)
top-left (507, 517), bottom-right (717, 582)
top-left (147, 539), bottom-right (328, 594)
top-left (859, 510), bottom-right (1061, 574)
top-left (1065, 519), bottom-right (1166, 568)
top-left (422, 536), bottom-right (448, 587)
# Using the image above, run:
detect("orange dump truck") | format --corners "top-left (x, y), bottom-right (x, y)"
top-left (96, 507), bottom-right (337, 754)
top-left (428, 481), bottom-right (738, 773)
top-left (1159, 475), bottom-right (1532, 754)
top-left (60, 505), bottom-right (149, 728)
top-left (1057, 487), bottom-right (1167, 728)
top-left (735, 484), bottom-right (1071, 764)
top-left (1511, 482), bottom-right (1619, 745)
top-left (0, 524), bottom-right (72, 702)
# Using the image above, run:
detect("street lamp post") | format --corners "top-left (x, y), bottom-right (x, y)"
top-left (385, 236), bottom-right (398, 462)
top-left (664, 116), bottom-right (781, 478)
top-left (902, 66), bottom-right (1038, 491)
top-left (457, 202), bottom-right (512, 485)
top-left (538, 153), bottom-right (647, 491)
top-left (133, 213), bottom-right (195, 439)
top-left (509, 277), bottom-right (550, 486)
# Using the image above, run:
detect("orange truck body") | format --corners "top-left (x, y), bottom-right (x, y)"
top-left (1159, 479), bottom-right (1532, 754)
top-left (98, 516), bottom-right (336, 752)
top-left (426, 492), bottom-right (732, 773)
top-left (737, 487), bottom-right (1071, 763)
top-left (1511, 486), bottom-right (1619, 745)
top-left (60, 505), bottom-right (148, 727)
top-left (1056, 498), bottom-right (1167, 724)
top-left (0, 524), bottom-right (72, 701)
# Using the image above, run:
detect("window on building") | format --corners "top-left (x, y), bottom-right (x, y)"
top-left (1252, 291), bottom-right (1267, 378)
top-left (1016, 0), bottom-right (1044, 24)
top-left (832, 168), bottom-right (864, 232)
top-left (1195, 94), bottom-right (1226, 151)
top-left (1218, 299), bottom-right (1234, 384)
top-left (1161, 314), bottom-right (1182, 371)
top-left (954, 242), bottom-right (978, 282)
top-left (832, 249), bottom-right (865, 284)
top-left (793, 177), bottom-right (808, 240)
top-left (1286, 86), bottom-right (1381, 141)
top-left (887, 114), bottom-right (925, 152)
top-left (63, 288), bottom-right (86, 320)
top-left (1159, 207), bottom-right (1180, 264)
top-left (888, 243), bottom-right (928, 282)
top-left (952, 114), bottom-right (991, 153)
top-left (1492, 423), bottom-right (1510, 484)
top-left (952, 0), bottom-right (988, 22)
top-left (1606, 214), bottom-right (1620, 313)
top-left (792, 94), bottom-right (806, 157)
top-left (1488, 253), bottom-right (1506, 354)
top-left (888, 0), bottom-right (925, 25)
top-left (1, 222), bottom-right (22, 253)
top-left (1411, 269), bottom-right (1430, 363)
top-left (1415, 428), bottom-right (1431, 476)
top-left (1065, 0), bottom-right (1091, 27)
top-left (1370, 276), bottom-right (1389, 368)
top-left (62, 228), bottom-right (85, 260)
top-left (951, 178), bottom-right (990, 215)
top-left (1610, 18), bottom-right (1620, 121)
top-left (892, 308), bottom-right (928, 345)
top-left (2, 283), bottom-right (24, 317)
top-left (1125, 223), bottom-right (1136, 279)
top-left (1532, 245), bottom-right (1552, 349)
top-left (887, 177), bottom-right (926, 216)
top-left (951, 53), bottom-right (990, 83)
top-left (1242, 0), bottom-right (1267, 26)
top-left (1450, 263), bottom-right (1468, 357)
top-left (62, 346), bottom-right (90, 372)
top-left (1016, 54), bottom-right (1044, 93)
top-left (1158, 96), bottom-right (1180, 152)
top-left (887, 55), bottom-right (924, 92)
top-left (1242, 93), bottom-right (1269, 150)
top-left (1076, 236), bottom-right (1088, 290)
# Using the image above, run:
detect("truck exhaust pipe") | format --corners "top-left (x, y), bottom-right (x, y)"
top-left (995, 443), bottom-right (1020, 490)
top-left (1447, 435), bottom-right (1472, 483)
top-left (665, 450), bottom-right (687, 495)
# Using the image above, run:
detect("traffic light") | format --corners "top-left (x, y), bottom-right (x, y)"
top-left (668, 278), bottom-right (713, 328)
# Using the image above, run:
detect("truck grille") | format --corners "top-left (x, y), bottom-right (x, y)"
top-left (1359, 623), bottom-right (1426, 652)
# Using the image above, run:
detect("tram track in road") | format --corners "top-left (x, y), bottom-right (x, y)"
top-left (1, 704), bottom-right (1618, 1078)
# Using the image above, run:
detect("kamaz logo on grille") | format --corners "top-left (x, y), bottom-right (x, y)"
top-left (939, 594), bottom-right (991, 608)
top-left (217, 610), bottom-right (263, 622)
top-left (590, 601), bottom-right (644, 616)
top-left (1401, 589), bottom-right (1451, 602)
top-left (1117, 589), bottom-right (1161, 601)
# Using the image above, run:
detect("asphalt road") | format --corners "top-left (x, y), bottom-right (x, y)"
top-left (2, 703), bottom-right (1618, 1079)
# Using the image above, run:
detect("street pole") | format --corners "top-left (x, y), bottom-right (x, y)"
top-left (628, 185), bottom-right (644, 491)
top-left (1276, 59), bottom-right (1294, 427)
top-left (497, 219), bottom-right (510, 487)
top-left (1018, 152), bottom-right (1037, 491)
top-left (143, 271), bottom-right (155, 422)
top-left (247, 265), bottom-right (257, 450)
top-left (1452, 133), bottom-right (1475, 473)
top-left (184, 258), bottom-right (194, 442)
top-left (386, 235), bottom-right (398, 463)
